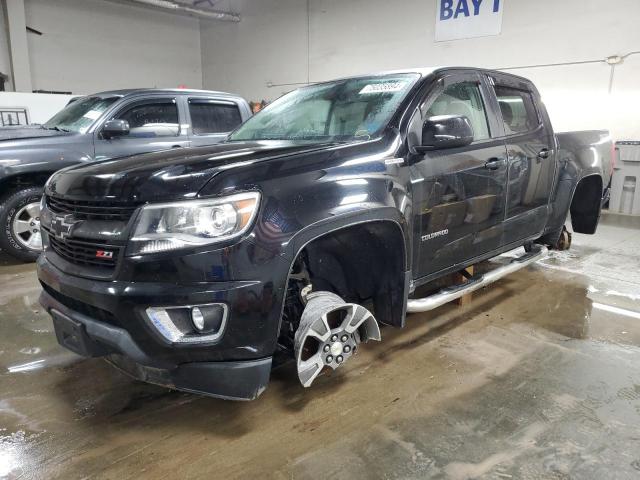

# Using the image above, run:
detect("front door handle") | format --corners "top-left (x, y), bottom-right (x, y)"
top-left (484, 158), bottom-right (504, 171)
top-left (171, 145), bottom-right (183, 149)
top-left (538, 148), bottom-right (553, 159)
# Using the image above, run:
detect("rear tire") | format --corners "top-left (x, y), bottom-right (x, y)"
top-left (0, 187), bottom-right (44, 262)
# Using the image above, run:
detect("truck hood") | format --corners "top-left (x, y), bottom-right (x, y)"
top-left (47, 141), bottom-right (343, 202)
top-left (0, 125), bottom-right (70, 142)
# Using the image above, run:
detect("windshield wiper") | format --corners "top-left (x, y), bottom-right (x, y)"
top-left (44, 126), bottom-right (71, 133)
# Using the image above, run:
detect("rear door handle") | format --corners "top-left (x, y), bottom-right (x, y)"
top-left (484, 158), bottom-right (504, 171)
top-left (538, 148), bottom-right (553, 159)
top-left (171, 145), bottom-right (183, 149)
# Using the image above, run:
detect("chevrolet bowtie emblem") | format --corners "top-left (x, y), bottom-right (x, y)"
top-left (50, 214), bottom-right (79, 240)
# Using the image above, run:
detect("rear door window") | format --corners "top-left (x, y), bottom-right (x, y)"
top-left (189, 100), bottom-right (243, 135)
top-left (493, 86), bottom-right (540, 135)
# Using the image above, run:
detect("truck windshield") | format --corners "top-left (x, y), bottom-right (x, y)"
top-left (43, 96), bottom-right (119, 134)
top-left (228, 73), bottom-right (420, 143)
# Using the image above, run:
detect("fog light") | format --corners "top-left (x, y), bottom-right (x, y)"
top-left (191, 307), bottom-right (205, 331)
top-left (145, 303), bottom-right (228, 344)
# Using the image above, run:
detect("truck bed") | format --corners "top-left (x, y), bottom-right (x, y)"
top-left (556, 130), bottom-right (614, 187)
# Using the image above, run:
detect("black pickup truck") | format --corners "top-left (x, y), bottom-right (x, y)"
top-left (37, 68), bottom-right (612, 400)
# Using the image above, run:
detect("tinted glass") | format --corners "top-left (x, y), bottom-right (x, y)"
top-left (228, 73), bottom-right (420, 143)
top-left (189, 102), bottom-right (242, 134)
top-left (494, 86), bottom-right (539, 135)
top-left (114, 101), bottom-right (179, 138)
top-left (44, 96), bottom-right (119, 133)
top-left (427, 81), bottom-right (490, 140)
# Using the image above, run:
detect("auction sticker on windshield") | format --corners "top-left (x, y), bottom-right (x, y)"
top-left (82, 110), bottom-right (102, 120)
top-left (359, 82), bottom-right (409, 94)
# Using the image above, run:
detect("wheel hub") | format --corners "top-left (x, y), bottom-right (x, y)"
top-left (324, 334), bottom-right (356, 369)
top-left (329, 341), bottom-right (343, 356)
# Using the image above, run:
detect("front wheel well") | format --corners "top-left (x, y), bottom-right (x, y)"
top-left (570, 175), bottom-right (603, 234)
top-left (280, 221), bottom-right (408, 348)
top-left (0, 172), bottom-right (54, 199)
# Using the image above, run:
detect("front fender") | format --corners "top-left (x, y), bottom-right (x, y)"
top-left (282, 206), bottom-right (409, 269)
top-left (0, 142), bottom-right (94, 183)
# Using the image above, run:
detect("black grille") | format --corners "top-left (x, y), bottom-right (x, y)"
top-left (47, 196), bottom-right (139, 222)
top-left (46, 232), bottom-right (123, 269)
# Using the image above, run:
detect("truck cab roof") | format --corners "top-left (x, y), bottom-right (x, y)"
top-left (84, 88), bottom-right (245, 101)
top-left (309, 66), bottom-right (534, 89)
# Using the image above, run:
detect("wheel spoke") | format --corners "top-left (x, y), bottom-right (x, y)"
top-left (340, 304), bottom-right (381, 341)
top-left (26, 231), bottom-right (42, 249)
top-left (343, 305), bottom-right (370, 334)
top-left (13, 219), bottom-right (31, 234)
top-left (25, 202), bottom-right (40, 219)
top-left (298, 352), bottom-right (324, 387)
top-left (306, 315), bottom-right (331, 342)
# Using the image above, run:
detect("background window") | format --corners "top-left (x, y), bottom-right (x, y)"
top-left (494, 86), bottom-right (539, 135)
top-left (426, 82), bottom-right (490, 141)
top-left (189, 102), bottom-right (242, 135)
top-left (115, 101), bottom-right (179, 138)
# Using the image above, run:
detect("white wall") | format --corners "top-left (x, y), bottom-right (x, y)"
top-left (25, 0), bottom-right (203, 94)
top-left (200, 0), bottom-right (640, 140)
top-left (0, 91), bottom-right (75, 124)
top-left (0, 0), bottom-right (14, 91)
top-left (1, 0), bottom-right (203, 94)
top-left (200, 0), bottom-right (308, 101)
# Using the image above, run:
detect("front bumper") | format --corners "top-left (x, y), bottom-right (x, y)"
top-left (37, 252), bottom-right (279, 363)
top-left (40, 288), bottom-right (272, 400)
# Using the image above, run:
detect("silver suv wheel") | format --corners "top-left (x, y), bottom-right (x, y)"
top-left (12, 202), bottom-right (42, 251)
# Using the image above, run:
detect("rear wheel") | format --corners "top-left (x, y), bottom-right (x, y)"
top-left (0, 187), bottom-right (44, 262)
top-left (555, 226), bottom-right (572, 250)
top-left (535, 225), bottom-right (572, 252)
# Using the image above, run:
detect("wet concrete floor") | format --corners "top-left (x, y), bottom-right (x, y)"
top-left (1, 216), bottom-right (640, 479)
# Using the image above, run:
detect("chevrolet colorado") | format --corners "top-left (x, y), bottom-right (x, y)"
top-left (0, 88), bottom-right (250, 261)
top-left (37, 68), bottom-right (612, 400)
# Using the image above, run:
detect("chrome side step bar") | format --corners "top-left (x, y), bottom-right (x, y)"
top-left (407, 246), bottom-right (548, 313)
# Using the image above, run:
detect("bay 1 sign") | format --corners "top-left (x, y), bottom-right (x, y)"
top-left (435, 0), bottom-right (504, 42)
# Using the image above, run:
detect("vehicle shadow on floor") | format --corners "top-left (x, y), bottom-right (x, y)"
top-left (0, 251), bottom-right (26, 266)
top-left (49, 359), bottom-right (257, 438)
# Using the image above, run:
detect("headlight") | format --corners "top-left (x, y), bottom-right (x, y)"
top-left (127, 192), bottom-right (260, 255)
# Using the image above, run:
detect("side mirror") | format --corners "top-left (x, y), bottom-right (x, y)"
top-left (414, 115), bottom-right (474, 153)
top-left (102, 119), bottom-right (130, 139)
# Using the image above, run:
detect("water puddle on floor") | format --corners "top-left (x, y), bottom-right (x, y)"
top-left (0, 231), bottom-right (639, 478)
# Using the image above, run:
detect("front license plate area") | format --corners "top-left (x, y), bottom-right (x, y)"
top-left (51, 309), bottom-right (108, 357)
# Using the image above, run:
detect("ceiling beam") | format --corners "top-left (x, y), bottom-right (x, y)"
top-left (106, 0), bottom-right (241, 22)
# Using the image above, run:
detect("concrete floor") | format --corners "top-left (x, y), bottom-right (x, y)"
top-left (1, 216), bottom-right (640, 479)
